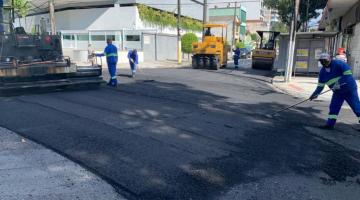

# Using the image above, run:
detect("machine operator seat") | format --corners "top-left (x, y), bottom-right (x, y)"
top-left (14, 27), bottom-right (27, 35)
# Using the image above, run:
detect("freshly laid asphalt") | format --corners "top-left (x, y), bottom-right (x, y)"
top-left (0, 67), bottom-right (359, 199)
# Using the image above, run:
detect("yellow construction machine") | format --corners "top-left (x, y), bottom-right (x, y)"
top-left (192, 24), bottom-right (229, 70)
top-left (252, 31), bottom-right (280, 70)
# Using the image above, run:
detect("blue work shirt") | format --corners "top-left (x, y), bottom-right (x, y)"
top-left (233, 48), bottom-right (240, 57)
top-left (313, 60), bottom-right (356, 96)
top-left (127, 50), bottom-right (138, 64)
top-left (97, 44), bottom-right (118, 64)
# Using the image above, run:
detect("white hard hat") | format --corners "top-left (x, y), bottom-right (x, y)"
top-left (319, 53), bottom-right (331, 61)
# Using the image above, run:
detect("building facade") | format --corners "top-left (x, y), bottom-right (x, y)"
top-left (238, 0), bottom-right (268, 33)
top-left (17, 0), bottom-right (203, 62)
top-left (209, 6), bottom-right (247, 44)
top-left (319, 0), bottom-right (360, 78)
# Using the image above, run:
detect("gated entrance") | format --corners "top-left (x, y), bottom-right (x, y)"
top-left (142, 33), bottom-right (177, 62)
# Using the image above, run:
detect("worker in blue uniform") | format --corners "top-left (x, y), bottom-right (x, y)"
top-left (96, 39), bottom-right (118, 86)
top-left (310, 53), bottom-right (360, 130)
top-left (233, 47), bottom-right (240, 69)
top-left (127, 49), bottom-right (138, 78)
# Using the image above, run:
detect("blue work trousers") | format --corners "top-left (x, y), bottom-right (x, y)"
top-left (130, 62), bottom-right (137, 73)
top-left (327, 89), bottom-right (360, 126)
top-left (108, 62), bottom-right (117, 86)
top-left (234, 55), bottom-right (239, 66)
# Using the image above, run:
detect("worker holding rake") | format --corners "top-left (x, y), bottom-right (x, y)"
top-left (310, 53), bottom-right (360, 130)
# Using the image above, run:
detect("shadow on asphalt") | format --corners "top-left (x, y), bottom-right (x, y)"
top-left (0, 78), bottom-right (359, 199)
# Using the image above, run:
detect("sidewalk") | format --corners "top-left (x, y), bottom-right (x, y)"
top-left (0, 127), bottom-right (125, 200)
top-left (273, 76), bottom-right (360, 101)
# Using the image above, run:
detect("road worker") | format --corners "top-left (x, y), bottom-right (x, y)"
top-left (310, 53), bottom-right (360, 130)
top-left (96, 39), bottom-right (118, 86)
top-left (233, 47), bottom-right (240, 69)
top-left (127, 49), bottom-right (139, 78)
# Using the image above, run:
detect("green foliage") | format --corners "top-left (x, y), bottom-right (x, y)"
top-left (264, 0), bottom-right (327, 30)
top-left (270, 22), bottom-right (289, 33)
top-left (181, 33), bottom-right (198, 53)
top-left (138, 4), bottom-right (202, 31)
top-left (250, 33), bottom-right (260, 41)
top-left (13, 0), bottom-right (30, 17)
top-left (236, 41), bottom-right (245, 49)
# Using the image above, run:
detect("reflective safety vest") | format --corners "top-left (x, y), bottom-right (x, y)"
top-left (313, 60), bottom-right (357, 96)
top-left (104, 44), bottom-right (118, 64)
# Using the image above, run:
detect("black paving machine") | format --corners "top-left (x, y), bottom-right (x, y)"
top-left (0, 0), bottom-right (103, 94)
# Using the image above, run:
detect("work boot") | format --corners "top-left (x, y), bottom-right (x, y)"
top-left (318, 124), bottom-right (335, 130)
top-left (235, 65), bottom-right (239, 69)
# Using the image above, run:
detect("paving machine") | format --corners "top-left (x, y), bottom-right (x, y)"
top-left (251, 31), bottom-right (280, 70)
top-left (192, 24), bottom-right (229, 70)
top-left (0, 1), bottom-right (103, 94)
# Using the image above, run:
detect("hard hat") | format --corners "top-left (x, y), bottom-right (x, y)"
top-left (319, 53), bottom-right (331, 61)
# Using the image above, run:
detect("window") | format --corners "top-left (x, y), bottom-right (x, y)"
top-left (77, 34), bottom-right (89, 41)
top-left (63, 34), bottom-right (75, 40)
top-left (126, 35), bottom-right (140, 41)
top-left (91, 35), bottom-right (105, 41)
top-left (106, 35), bottom-right (116, 41)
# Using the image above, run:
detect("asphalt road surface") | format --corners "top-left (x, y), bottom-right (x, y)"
top-left (0, 67), bottom-right (359, 200)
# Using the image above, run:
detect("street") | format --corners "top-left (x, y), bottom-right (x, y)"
top-left (0, 66), bottom-right (359, 199)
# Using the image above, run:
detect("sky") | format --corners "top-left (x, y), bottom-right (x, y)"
top-left (308, 10), bottom-right (323, 29)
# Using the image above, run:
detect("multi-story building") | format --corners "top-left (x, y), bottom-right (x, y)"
top-left (209, 6), bottom-right (247, 44)
top-left (264, 8), bottom-right (280, 30)
top-left (319, 0), bottom-right (360, 78)
top-left (238, 0), bottom-right (268, 33)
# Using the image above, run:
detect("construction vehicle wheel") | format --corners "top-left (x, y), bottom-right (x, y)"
top-left (214, 56), bottom-right (221, 70)
top-left (192, 56), bottom-right (200, 69)
top-left (251, 60), bottom-right (257, 69)
top-left (209, 56), bottom-right (215, 70)
top-left (202, 56), bottom-right (209, 69)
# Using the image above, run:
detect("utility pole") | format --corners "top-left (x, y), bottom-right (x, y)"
top-left (305, 0), bottom-right (310, 32)
top-left (284, 0), bottom-right (300, 82)
top-left (203, 0), bottom-right (208, 24)
top-left (232, 2), bottom-right (237, 47)
top-left (49, 0), bottom-right (56, 35)
top-left (177, 0), bottom-right (182, 64)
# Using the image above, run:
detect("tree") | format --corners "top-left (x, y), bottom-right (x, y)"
top-left (14, 0), bottom-right (30, 18)
top-left (264, 0), bottom-right (327, 30)
top-left (236, 41), bottom-right (245, 49)
top-left (270, 22), bottom-right (289, 33)
top-left (250, 33), bottom-right (260, 42)
top-left (181, 33), bottom-right (198, 54)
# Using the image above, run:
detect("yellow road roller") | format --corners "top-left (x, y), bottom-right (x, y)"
top-left (252, 31), bottom-right (280, 70)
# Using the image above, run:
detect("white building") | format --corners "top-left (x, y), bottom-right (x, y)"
top-left (234, 0), bottom-right (268, 33)
top-left (319, 0), bottom-right (360, 78)
top-left (19, 0), bottom-right (203, 62)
